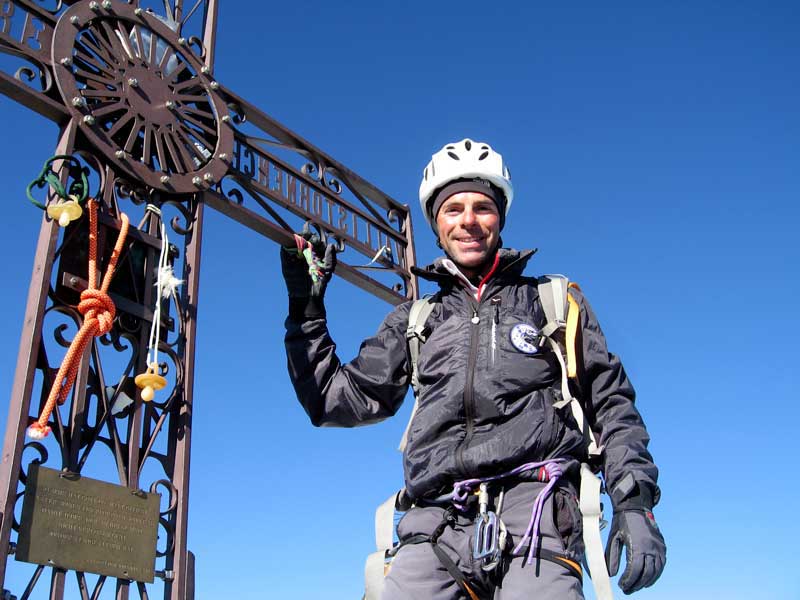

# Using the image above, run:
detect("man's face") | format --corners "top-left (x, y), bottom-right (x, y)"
top-left (435, 191), bottom-right (501, 277)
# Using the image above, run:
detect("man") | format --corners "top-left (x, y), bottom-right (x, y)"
top-left (281, 139), bottom-right (666, 599)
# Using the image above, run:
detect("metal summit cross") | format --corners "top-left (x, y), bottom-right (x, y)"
top-left (0, 1), bottom-right (419, 598)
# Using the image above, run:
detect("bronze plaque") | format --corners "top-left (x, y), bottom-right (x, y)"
top-left (16, 465), bottom-right (160, 582)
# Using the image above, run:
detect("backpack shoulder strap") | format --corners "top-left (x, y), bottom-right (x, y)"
top-left (406, 296), bottom-right (437, 393)
top-left (537, 274), bottom-right (569, 337)
top-left (398, 295), bottom-right (437, 452)
top-left (537, 275), bottom-right (602, 456)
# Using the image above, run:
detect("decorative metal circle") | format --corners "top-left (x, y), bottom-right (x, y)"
top-left (52, 1), bottom-right (232, 193)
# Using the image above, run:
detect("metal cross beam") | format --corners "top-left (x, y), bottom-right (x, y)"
top-left (0, 1), bottom-right (418, 598)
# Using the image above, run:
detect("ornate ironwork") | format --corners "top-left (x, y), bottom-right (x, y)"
top-left (51, 1), bottom-right (232, 193)
top-left (0, 0), bottom-right (419, 598)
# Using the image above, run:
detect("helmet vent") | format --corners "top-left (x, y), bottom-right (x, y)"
top-left (447, 152), bottom-right (460, 160)
top-left (478, 151), bottom-right (489, 160)
top-left (464, 140), bottom-right (472, 150)
top-left (446, 145), bottom-right (455, 150)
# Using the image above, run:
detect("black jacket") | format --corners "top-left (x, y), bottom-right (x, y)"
top-left (285, 249), bottom-right (659, 504)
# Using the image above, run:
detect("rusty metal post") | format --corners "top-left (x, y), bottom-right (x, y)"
top-left (165, 198), bottom-right (203, 600)
top-left (0, 121), bottom-right (77, 588)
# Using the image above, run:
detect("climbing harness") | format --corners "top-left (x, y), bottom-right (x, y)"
top-left (454, 460), bottom-right (565, 577)
top-left (26, 155), bottom-right (89, 227)
top-left (134, 205), bottom-right (180, 402)
top-left (27, 199), bottom-right (129, 439)
top-left (365, 275), bottom-right (615, 600)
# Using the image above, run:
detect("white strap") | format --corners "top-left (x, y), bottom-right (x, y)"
top-left (397, 397), bottom-right (419, 452)
top-left (365, 492), bottom-right (400, 600)
top-left (546, 338), bottom-right (602, 457)
top-left (538, 274), bottom-right (569, 325)
top-left (364, 550), bottom-right (387, 600)
top-left (374, 492), bottom-right (397, 550)
top-left (580, 463), bottom-right (614, 600)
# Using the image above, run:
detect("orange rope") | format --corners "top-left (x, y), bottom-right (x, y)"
top-left (27, 199), bottom-right (129, 439)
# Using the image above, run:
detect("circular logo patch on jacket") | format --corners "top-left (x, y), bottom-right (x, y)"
top-left (510, 323), bottom-right (540, 354)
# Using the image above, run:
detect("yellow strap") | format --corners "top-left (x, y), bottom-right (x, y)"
top-left (566, 282), bottom-right (581, 379)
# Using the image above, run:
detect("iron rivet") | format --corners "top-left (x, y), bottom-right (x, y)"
top-left (203, 173), bottom-right (214, 183)
top-left (70, 15), bottom-right (80, 25)
top-left (221, 115), bottom-right (231, 123)
top-left (219, 153), bottom-right (228, 161)
top-left (128, 77), bottom-right (139, 87)
top-left (115, 150), bottom-right (125, 159)
top-left (71, 96), bottom-right (86, 107)
top-left (60, 57), bottom-right (73, 67)
top-left (209, 81), bottom-right (219, 90)
top-left (89, 1), bottom-right (100, 11)
top-left (192, 176), bottom-right (202, 186)
top-left (83, 115), bottom-right (96, 125)
top-left (160, 175), bottom-right (171, 184)
top-left (134, 7), bottom-right (143, 15)
top-left (102, 0), bottom-right (112, 8)
top-left (165, 100), bottom-right (175, 109)
top-left (200, 66), bottom-right (210, 74)
top-left (178, 37), bottom-right (186, 45)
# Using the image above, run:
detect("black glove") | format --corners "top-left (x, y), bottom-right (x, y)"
top-left (605, 508), bottom-right (666, 594)
top-left (280, 232), bottom-right (337, 320)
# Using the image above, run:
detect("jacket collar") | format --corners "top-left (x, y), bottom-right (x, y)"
top-left (412, 248), bottom-right (538, 285)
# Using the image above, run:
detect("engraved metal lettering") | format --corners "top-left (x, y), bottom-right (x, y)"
top-left (16, 465), bottom-right (160, 582)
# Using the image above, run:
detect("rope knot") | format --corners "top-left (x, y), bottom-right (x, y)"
top-left (78, 289), bottom-right (116, 334)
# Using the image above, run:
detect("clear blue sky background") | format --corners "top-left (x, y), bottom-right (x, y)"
top-left (1, 1), bottom-right (798, 599)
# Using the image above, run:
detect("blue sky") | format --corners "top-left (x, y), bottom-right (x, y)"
top-left (1, 1), bottom-right (798, 599)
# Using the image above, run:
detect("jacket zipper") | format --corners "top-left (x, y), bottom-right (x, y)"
top-left (490, 297), bottom-right (501, 367)
top-left (456, 300), bottom-right (481, 475)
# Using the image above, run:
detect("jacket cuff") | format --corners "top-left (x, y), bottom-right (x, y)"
top-left (288, 296), bottom-right (326, 321)
top-left (610, 473), bottom-right (659, 512)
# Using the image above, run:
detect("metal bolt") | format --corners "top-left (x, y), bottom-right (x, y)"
top-left (71, 96), bottom-right (86, 107)
top-left (191, 176), bottom-right (202, 186)
top-left (160, 175), bottom-right (171, 184)
top-left (134, 7), bottom-right (143, 15)
top-left (83, 115), bottom-right (96, 125)
top-left (127, 77), bottom-right (139, 87)
top-left (219, 153), bottom-right (228, 161)
top-left (165, 100), bottom-right (175, 109)
top-left (60, 57), bottom-right (73, 67)
top-left (203, 173), bottom-right (214, 183)
top-left (221, 115), bottom-right (231, 123)
top-left (209, 81), bottom-right (219, 90)
top-left (102, 0), bottom-right (112, 8)
top-left (89, 1), bottom-right (100, 11)
top-left (177, 37), bottom-right (186, 46)
top-left (115, 150), bottom-right (125, 159)
top-left (70, 15), bottom-right (80, 25)
top-left (69, 277), bottom-right (79, 286)
top-left (200, 65), bottom-right (211, 75)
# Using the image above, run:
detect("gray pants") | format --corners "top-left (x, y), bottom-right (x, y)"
top-left (382, 481), bottom-right (585, 600)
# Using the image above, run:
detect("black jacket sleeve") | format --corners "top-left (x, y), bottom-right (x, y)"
top-left (572, 287), bottom-right (660, 508)
top-left (284, 302), bottom-right (412, 427)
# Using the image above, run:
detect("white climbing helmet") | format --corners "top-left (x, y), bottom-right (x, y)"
top-left (418, 138), bottom-right (513, 228)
